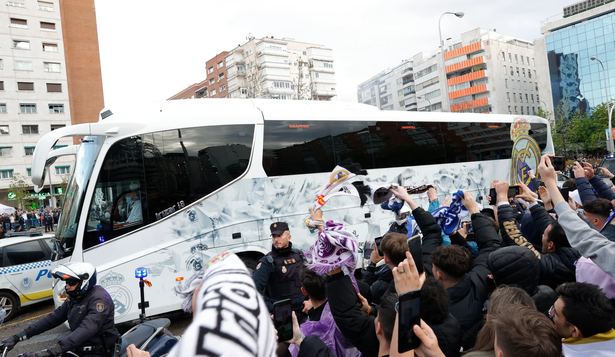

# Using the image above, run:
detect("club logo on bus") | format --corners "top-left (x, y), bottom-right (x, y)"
top-left (510, 118), bottom-right (541, 189)
top-left (100, 271), bottom-right (133, 319)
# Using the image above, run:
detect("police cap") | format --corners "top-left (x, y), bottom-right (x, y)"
top-left (270, 222), bottom-right (289, 235)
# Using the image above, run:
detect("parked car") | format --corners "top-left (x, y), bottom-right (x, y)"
top-left (598, 155), bottom-right (615, 186)
top-left (0, 236), bottom-right (57, 320)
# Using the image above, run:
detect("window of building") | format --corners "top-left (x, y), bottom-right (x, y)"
top-left (508, 106), bottom-right (512, 114)
top-left (20, 103), bottom-right (36, 113)
top-left (218, 73), bottom-right (224, 80)
top-left (8, 1), bottom-right (26, 8)
top-left (0, 126), bottom-right (9, 135)
top-left (535, 82), bottom-right (538, 91)
top-left (515, 54), bottom-right (518, 63)
top-left (208, 67), bottom-right (214, 74)
top-left (529, 70), bottom-right (532, 79)
top-left (22, 125), bottom-right (38, 134)
top-left (0, 147), bottom-right (11, 157)
top-left (503, 65), bottom-right (507, 75)
top-left (220, 84), bottom-right (226, 92)
top-left (49, 104), bottom-right (64, 113)
top-left (519, 93), bottom-right (522, 102)
top-left (18, 82), bottom-right (34, 91)
top-left (509, 53), bottom-right (512, 63)
top-left (323, 62), bottom-right (333, 69)
top-left (507, 92), bottom-right (510, 102)
top-left (38, 1), bottom-right (54, 11)
top-left (521, 56), bottom-right (524, 65)
top-left (210, 89), bottom-right (216, 96)
top-left (505, 79), bottom-right (508, 88)
top-left (521, 106), bottom-right (524, 115)
top-left (510, 67), bottom-right (514, 76)
top-left (13, 40), bottom-right (30, 50)
top-left (532, 107), bottom-right (536, 115)
top-left (0, 59), bottom-right (2, 70)
top-left (518, 80), bottom-right (521, 89)
top-left (0, 169), bottom-right (13, 178)
top-left (44, 62), bottom-right (61, 73)
top-left (50, 124), bottom-right (65, 131)
top-left (26, 168), bottom-right (31, 176)
top-left (511, 80), bottom-right (515, 89)
top-left (525, 94), bottom-right (529, 103)
top-left (513, 92), bottom-right (517, 103)
top-left (217, 61), bottom-right (223, 69)
top-left (534, 70), bottom-right (537, 79)
top-left (522, 68), bottom-right (525, 78)
top-left (15, 60), bottom-right (33, 71)
top-left (531, 94), bottom-right (534, 103)
top-left (24, 147), bottom-right (35, 155)
top-left (42, 43), bottom-right (58, 52)
top-left (516, 67), bottom-right (519, 77)
top-left (0, 104), bottom-right (6, 113)
top-left (209, 78), bottom-right (215, 85)
top-left (10, 18), bottom-right (28, 29)
top-left (46, 83), bottom-right (61, 92)
top-left (532, 58), bottom-right (535, 66)
top-left (40, 22), bottom-right (56, 31)
top-left (514, 106), bottom-right (518, 113)
top-left (502, 51), bottom-right (505, 59)
top-left (537, 94), bottom-right (540, 102)
top-left (527, 106), bottom-right (530, 114)
top-left (55, 166), bottom-right (70, 175)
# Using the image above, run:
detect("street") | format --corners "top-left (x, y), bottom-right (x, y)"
top-left (0, 299), bottom-right (192, 356)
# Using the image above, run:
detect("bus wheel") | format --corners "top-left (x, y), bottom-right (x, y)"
top-left (240, 256), bottom-right (259, 275)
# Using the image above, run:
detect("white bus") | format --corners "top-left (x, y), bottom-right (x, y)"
top-left (30, 100), bottom-right (553, 323)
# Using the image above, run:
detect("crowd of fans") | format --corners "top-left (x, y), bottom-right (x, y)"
top-left (0, 207), bottom-right (60, 234)
top-left (125, 155), bottom-right (615, 357)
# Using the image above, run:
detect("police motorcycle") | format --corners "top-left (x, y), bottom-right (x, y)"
top-left (112, 267), bottom-right (178, 357)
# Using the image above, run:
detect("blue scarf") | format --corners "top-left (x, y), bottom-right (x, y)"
top-left (431, 190), bottom-right (468, 235)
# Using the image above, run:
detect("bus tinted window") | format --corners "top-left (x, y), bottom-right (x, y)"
top-left (264, 120), bottom-right (546, 176)
top-left (83, 125), bottom-right (254, 250)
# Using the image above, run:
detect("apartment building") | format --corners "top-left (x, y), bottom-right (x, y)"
top-left (168, 52), bottom-right (228, 100)
top-left (357, 60), bottom-right (417, 111)
top-left (225, 36), bottom-right (336, 100)
top-left (412, 51), bottom-right (446, 111)
top-left (0, 0), bottom-right (104, 206)
top-left (442, 28), bottom-right (538, 115)
top-left (536, 0), bottom-right (615, 118)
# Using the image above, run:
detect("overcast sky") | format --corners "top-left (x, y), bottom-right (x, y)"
top-left (93, 0), bottom-right (567, 111)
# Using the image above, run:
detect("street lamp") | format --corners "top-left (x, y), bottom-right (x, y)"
top-left (591, 56), bottom-right (613, 154)
top-left (439, 11), bottom-right (464, 112)
top-left (417, 96), bottom-right (433, 111)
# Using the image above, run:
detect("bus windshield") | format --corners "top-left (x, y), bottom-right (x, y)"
top-left (55, 136), bottom-right (104, 257)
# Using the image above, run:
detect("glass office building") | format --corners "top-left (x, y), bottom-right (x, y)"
top-left (545, 10), bottom-right (615, 117)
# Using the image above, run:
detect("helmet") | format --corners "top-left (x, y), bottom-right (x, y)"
top-left (52, 262), bottom-right (97, 298)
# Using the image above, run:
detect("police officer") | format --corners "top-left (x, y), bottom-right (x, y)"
top-left (1, 262), bottom-right (119, 357)
top-left (252, 222), bottom-right (307, 319)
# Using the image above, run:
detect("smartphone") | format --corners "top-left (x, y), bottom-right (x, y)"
top-left (465, 222), bottom-right (474, 234)
top-left (560, 187), bottom-right (570, 202)
top-left (551, 156), bottom-right (566, 171)
top-left (398, 289), bottom-right (422, 353)
top-left (374, 236), bottom-right (384, 256)
top-left (489, 186), bottom-right (521, 205)
top-left (363, 241), bottom-right (375, 260)
top-left (273, 299), bottom-right (293, 342)
top-left (407, 235), bottom-right (424, 275)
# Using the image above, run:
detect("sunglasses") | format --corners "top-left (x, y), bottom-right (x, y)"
top-left (65, 280), bottom-right (80, 287)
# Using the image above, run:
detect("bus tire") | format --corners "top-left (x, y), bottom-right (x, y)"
top-left (240, 256), bottom-right (259, 275)
top-left (0, 291), bottom-right (19, 321)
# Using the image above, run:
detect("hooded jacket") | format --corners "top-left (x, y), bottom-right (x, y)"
top-left (488, 246), bottom-right (558, 315)
top-left (362, 264), bottom-right (393, 305)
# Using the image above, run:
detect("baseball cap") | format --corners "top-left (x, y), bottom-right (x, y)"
top-left (270, 222), bottom-right (289, 235)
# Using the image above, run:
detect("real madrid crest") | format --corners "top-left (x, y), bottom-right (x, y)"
top-left (282, 266), bottom-right (287, 274)
top-left (510, 118), bottom-right (541, 189)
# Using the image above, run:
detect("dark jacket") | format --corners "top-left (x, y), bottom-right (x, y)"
top-left (431, 314), bottom-right (462, 357)
top-left (498, 203), bottom-right (580, 290)
top-left (600, 223), bottom-right (615, 242)
top-left (325, 271), bottom-right (379, 357)
top-left (24, 285), bottom-right (119, 355)
top-left (298, 336), bottom-right (334, 357)
top-left (527, 204), bottom-right (554, 251)
top-left (446, 212), bottom-right (502, 351)
top-left (575, 177), bottom-right (597, 204)
top-left (412, 206), bottom-right (444, 277)
top-left (362, 264), bottom-right (393, 305)
top-left (488, 246), bottom-right (558, 315)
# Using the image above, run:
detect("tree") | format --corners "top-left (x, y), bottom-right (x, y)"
top-left (9, 173), bottom-right (30, 210)
top-left (291, 57), bottom-right (311, 100)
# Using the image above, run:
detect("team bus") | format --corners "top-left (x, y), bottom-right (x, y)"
top-left (30, 100), bottom-right (553, 323)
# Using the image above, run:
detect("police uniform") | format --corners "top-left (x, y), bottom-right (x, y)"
top-left (24, 285), bottom-right (119, 356)
top-left (252, 222), bottom-right (306, 315)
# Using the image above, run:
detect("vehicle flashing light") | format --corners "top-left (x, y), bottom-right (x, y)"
top-left (175, 277), bottom-right (184, 281)
top-left (135, 267), bottom-right (148, 279)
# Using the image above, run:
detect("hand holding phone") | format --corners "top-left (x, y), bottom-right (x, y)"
top-left (407, 235), bottom-right (424, 275)
top-left (550, 156), bottom-right (566, 172)
top-left (489, 185), bottom-right (520, 205)
top-left (374, 236), bottom-right (384, 256)
top-left (273, 299), bottom-right (293, 342)
top-left (465, 222), bottom-right (474, 234)
top-left (398, 290), bottom-right (421, 353)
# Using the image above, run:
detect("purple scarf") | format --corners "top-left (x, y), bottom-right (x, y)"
top-left (305, 220), bottom-right (358, 277)
top-left (289, 302), bottom-right (362, 357)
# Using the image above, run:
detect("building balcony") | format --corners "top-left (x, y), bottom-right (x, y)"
top-left (449, 84), bottom-right (488, 99)
top-left (450, 97), bottom-right (490, 112)
top-left (447, 70), bottom-right (487, 86)
top-left (307, 48), bottom-right (333, 62)
top-left (444, 42), bottom-right (483, 61)
top-left (446, 56), bottom-right (484, 74)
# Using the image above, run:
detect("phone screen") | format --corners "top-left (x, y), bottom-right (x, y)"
top-left (273, 299), bottom-right (293, 342)
top-left (398, 290), bottom-right (421, 353)
top-left (465, 222), bottom-right (474, 234)
top-left (363, 241), bottom-right (375, 260)
top-left (560, 187), bottom-right (570, 202)
top-left (508, 186), bottom-right (520, 197)
top-left (374, 236), bottom-right (384, 256)
top-left (489, 188), bottom-right (497, 205)
top-left (407, 235), bottom-right (424, 275)
top-left (551, 156), bottom-right (566, 171)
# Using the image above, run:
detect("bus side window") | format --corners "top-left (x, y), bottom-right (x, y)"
top-left (142, 125), bottom-right (254, 223)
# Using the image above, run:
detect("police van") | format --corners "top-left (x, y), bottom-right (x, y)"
top-left (29, 99), bottom-right (554, 323)
top-left (0, 236), bottom-right (57, 320)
